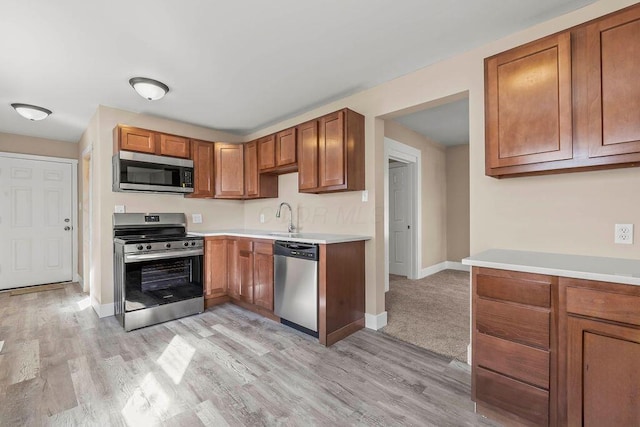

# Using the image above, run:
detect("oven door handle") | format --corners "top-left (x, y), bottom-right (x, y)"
top-left (124, 248), bottom-right (203, 263)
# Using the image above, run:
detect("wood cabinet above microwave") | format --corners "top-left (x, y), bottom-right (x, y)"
top-left (114, 125), bottom-right (191, 159)
top-left (484, 3), bottom-right (640, 178)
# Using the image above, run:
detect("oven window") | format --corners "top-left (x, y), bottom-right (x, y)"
top-left (124, 255), bottom-right (203, 311)
top-left (120, 159), bottom-right (183, 187)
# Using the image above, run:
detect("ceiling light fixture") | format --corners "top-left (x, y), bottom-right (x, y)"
top-left (11, 103), bottom-right (52, 121)
top-left (129, 77), bottom-right (170, 101)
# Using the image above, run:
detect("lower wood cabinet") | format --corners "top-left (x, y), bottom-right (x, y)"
top-left (203, 236), bottom-right (366, 346)
top-left (472, 267), bottom-right (555, 426)
top-left (560, 278), bottom-right (640, 427)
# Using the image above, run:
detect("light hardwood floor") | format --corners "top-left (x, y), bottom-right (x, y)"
top-left (0, 283), bottom-right (495, 426)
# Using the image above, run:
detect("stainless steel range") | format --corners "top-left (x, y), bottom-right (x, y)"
top-left (113, 213), bottom-right (204, 331)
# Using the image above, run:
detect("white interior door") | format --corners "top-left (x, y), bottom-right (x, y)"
top-left (389, 162), bottom-right (409, 276)
top-left (0, 156), bottom-right (74, 289)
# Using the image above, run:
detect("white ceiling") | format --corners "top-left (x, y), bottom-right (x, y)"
top-left (0, 0), bottom-right (596, 143)
top-left (394, 98), bottom-right (470, 146)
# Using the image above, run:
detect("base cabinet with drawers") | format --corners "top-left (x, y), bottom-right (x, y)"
top-left (473, 266), bottom-right (640, 426)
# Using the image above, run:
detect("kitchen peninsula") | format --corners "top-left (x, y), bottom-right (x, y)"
top-left (191, 230), bottom-right (371, 347)
top-left (463, 249), bottom-right (640, 426)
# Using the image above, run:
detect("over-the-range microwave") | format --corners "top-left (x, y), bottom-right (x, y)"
top-left (112, 150), bottom-right (194, 194)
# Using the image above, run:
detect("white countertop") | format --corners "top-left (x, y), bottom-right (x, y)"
top-left (189, 229), bottom-right (371, 244)
top-left (463, 249), bottom-right (640, 286)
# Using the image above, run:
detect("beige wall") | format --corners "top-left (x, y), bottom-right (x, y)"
top-left (446, 144), bottom-right (470, 262)
top-left (79, 105), bottom-right (245, 308)
top-left (384, 120), bottom-right (447, 269)
top-left (0, 132), bottom-right (78, 159)
top-left (238, 0), bottom-right (638, 317)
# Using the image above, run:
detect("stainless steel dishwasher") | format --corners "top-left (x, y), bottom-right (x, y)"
top-left (274, 241), bottom-right (319, 336)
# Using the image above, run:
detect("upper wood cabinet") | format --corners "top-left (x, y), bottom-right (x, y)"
top-left (187, 140), bottom-right (214, 198)
top-left (485, 33), bottom-right (573, 174)
top-left (244, 141), bottom-right (277, 199)
top-left (485, 3), bottom-right (640, 177)
top-left (586, 6), bottom-right (640, 158)
top-left (298, 108), bottom-right (364, 193)
top-left (214, 143), bottom-right (244, 198)
top-left (115, 125), bottom-right (156, 154)
top-left (159, 134), bottom-right (190, 158)
top-left (258, 129), bottom-right (298, 173)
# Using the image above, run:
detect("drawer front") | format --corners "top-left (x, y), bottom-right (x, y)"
top-left (475, 332), bottom-right (549, 389)
top-left (477, 273), bottom-right (551, 308)
top-left (476, 299), bottom-right (550, 349)
top-left (566, 286), bottom-right (640, 326)
top-left (476, 367), bottom-right (549, 426)
top-left (254, 241), bottom-right (273, 255)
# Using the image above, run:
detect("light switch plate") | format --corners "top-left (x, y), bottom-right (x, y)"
top-left (192, 213), bottom-right (203, 224)
top-left (114, 205), bottom-right (125, 213)
top-left (361, 190), bottom-right (368, 202)
top-left (260, 214), bottom-right (265, 223)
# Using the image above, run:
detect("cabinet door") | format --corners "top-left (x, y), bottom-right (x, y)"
top-left (258, 135), bottom-right (276, 171)
top-left (586, 6), bottom-right (640, 158)
top-left (297, 119), bottom-right (319, 191)
top-left (253, 242), bottom-right (274, 311)
top-left (485, 32), bottom-right (572, 173)
top-left (118, 126), bottom-right (156, 154)
top-left (275, 127), bottom-right (296, 167)
top-left (227, 239), bottom-right (240, 299)
top-left (159, 134), bottom-right (190, 158)
top-left (237, 240), bottom-right (254, 304)
top-left (204, 238), bottom-right (227, 296)
top-left (214, 143), bottom-right (244, 198)
top-left (188, 140), bottom-right (214, 198)
top-left (567, 316), bottom-right (640, 426)
top-left (318, 111), bottom-right (346, 188)
top-left (244, 141), bottom-right (258, 198)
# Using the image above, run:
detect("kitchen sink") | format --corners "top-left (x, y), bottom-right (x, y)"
top-left (268, 232), bottom-right (301, 237)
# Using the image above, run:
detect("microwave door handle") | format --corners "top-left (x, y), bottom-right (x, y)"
top-left (124, 248), bottom-right (203, 263)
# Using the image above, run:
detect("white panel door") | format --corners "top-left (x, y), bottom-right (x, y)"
top-left (389, 162), bottom-right (409, 276)
top-left (0, 157), bottom-right (73, 289)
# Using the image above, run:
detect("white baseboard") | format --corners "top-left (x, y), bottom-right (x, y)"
top-left (419, 261), bottom-right (470, 278)
top-left (91, 296), bottom-right (114, 318)
top-left (365, 311), bottom-right (388, 330)
top-left (445, 261), bottom-right (470, 272)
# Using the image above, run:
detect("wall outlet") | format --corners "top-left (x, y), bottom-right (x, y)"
top-left (361, 190), bottom-right (368, 202)
top-left (192, 213), bottom-right (203, 224)
top-left (114, 205), bottom-right (125, 213)
top-left (260, 213), bottom-right (265, 223)
top-left (615, 224), bottom-right (633, 244)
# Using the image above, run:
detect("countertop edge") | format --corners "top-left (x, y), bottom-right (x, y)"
top-left (189, 231), bottom-right (372, 244)
top-left (463, 252), bottom-right (640, 287)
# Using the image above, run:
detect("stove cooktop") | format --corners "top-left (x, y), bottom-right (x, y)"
top-left (114, 234), bottom-right (202, 245)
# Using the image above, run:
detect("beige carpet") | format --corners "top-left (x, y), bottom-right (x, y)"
top-left (382, 270), bottom-right (470, 361)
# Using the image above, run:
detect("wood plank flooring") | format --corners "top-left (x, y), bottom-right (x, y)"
top-left (0, 284), bottom-right (496, 426)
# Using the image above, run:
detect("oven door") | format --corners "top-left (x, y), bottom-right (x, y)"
top-left (113, 150), bottom-right (194, 193)
top-left (123, 249), bottom-right (203, 312)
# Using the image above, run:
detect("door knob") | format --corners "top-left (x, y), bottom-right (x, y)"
top-left (64, 218), bottom-right (70, 223)
top-left (64, 226), bottom-right (71, 231)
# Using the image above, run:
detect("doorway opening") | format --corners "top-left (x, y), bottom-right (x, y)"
top-left (381, 93), bottom-right (471, 362)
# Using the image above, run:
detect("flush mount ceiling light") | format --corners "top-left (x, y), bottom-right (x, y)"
top-left (129, 77), bottom-right (170, 101)
top-left (11, 103), bottom-right (52, 121)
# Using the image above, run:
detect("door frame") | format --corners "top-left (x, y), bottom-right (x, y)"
top-left (0, 151), bottom-right (79, 284)
top-left (384, 137), bottom-right (421, 292)
top-left (81, 145), bottom-right (93, 294)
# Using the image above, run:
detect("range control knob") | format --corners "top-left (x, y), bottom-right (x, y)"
top-left (165, 243), bottom-right (171, 248)
top-left (136, 245), bottom-right (144, 251)
top-left (146, 245), bottom-right (152, 250)
top-left (191, 241), bottom-right (196, 246)
top-left (184, 242), bottom-right (189, 247)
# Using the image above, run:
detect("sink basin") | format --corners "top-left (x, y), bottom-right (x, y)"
top-left (268, 232), bottom-right (301, 237)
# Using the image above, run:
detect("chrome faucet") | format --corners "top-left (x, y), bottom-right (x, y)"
top-left (275, 202), bottom-right (296, 233)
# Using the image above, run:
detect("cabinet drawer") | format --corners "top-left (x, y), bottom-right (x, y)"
top-left (236, 239), bottom-right (253, 253)
top-left (477, 272), bottom-right (551, 307)
top-left (566, 286), bottom-right (640, 326)
top-left (254, 241), bottom-right (273, 255)
top-left (476, 367), bottom-right (549, 426)
top-left (475, 333), bottom-right (549, 389)
top-left (476, 299), bottom-right (550, 349)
